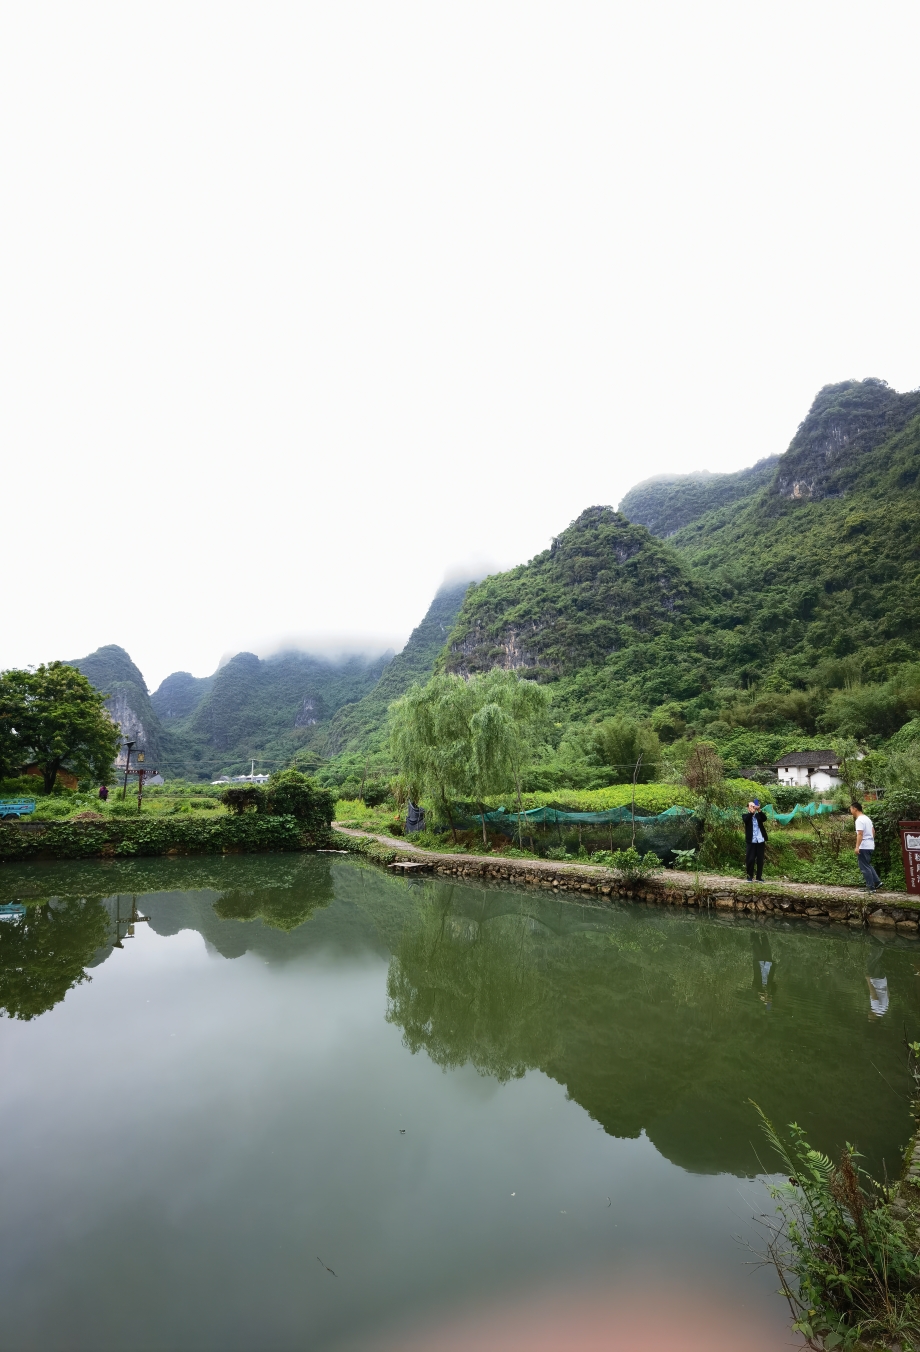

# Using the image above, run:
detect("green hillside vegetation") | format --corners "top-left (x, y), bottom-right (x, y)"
top-left (445, 506), bottom-right (700, 681)
top-left (154, 648), bottom-right (390, 780)
top-left (44, 378), bottom-right (920, 815)
top-left (618, 456), bottom-right (779, 538)
top-left (70, 645), bottom-right (167, 763)
top-left (437, 379), bottom-right (920, 777)
top-left (150, 670), bottom-right (214, 721)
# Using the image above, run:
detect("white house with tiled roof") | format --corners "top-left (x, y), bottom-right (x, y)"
top-left (772, 750), bottom-right (841, 792)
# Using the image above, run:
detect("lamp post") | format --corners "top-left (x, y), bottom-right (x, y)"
top-left (121, 740), bottom-right (136, 800)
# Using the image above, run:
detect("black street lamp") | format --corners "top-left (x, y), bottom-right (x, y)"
top-left (121, 740), bottom-right (136, 800)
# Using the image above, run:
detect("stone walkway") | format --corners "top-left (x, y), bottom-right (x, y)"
top-left (333, 824), bottom-right (906, 901)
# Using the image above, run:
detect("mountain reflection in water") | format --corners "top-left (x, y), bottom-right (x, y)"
top-left (1, 854), bottom-right (918, 1352)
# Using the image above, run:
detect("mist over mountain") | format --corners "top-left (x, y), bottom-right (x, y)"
top-left (64, 378), bottom-right (920, 788)
top-left (67, 583), bottom-right (474, 782)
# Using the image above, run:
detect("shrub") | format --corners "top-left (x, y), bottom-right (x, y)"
top-left (672, 848), bottom-right (698, 870)
top-left (220, 786), bottom-right (266, 815)
top-left (756, 1105), bottom-right (920, 1350)
top-left (0, 776), bottom-right (48, 797)
top-left (606, 846), bottom-right (662, 884)
top-left (108, 800), bottom-right (137, 817)
top-left (264, 771), bottom-right (336, 833)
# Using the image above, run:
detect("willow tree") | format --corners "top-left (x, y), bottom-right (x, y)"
top-left (389, 669), bottom-right (551, 845)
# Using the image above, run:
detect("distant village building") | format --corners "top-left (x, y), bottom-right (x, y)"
top-left (772, 750), bottom-right (842, 792)
top-left (211, 763), bottom-right (269, 785)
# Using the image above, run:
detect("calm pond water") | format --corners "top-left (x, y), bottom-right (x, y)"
top-left (2, 853), bottom-right (919, 1352)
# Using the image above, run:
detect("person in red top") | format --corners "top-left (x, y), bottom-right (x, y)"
top-left (98, 784), bottom-right (109, 802)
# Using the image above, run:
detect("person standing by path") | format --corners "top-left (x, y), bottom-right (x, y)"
top-left (742, 800), bottom-right (768, 881)
top-left (850, 801), bottom-right (882, 893)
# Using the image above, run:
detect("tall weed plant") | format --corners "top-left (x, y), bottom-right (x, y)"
top-left (755, 1105), bottom-right (920, 1350)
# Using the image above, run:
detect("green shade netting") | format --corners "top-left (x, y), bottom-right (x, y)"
top-left (451, 801), bottom-right (837, 829)
top-left (455, 804), bottom-right (695, 828)
top-left (763, 801), bottom-right (836, 826)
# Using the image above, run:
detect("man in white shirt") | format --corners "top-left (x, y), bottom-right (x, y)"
top-left (849, 801), bottom-right (882, 893)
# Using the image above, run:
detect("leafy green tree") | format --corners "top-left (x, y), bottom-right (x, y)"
top-left (820, 682), bottom-right (918, 739)
top-left (681, 741), bottom-right (739, 866)
top-left (590, 717), bottom-right (661, 783)
top-left (649, 702), bottom-right (687, 743)
top-left (0, 662), bottom-right (122, 792)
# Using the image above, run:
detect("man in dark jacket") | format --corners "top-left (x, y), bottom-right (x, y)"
top-left (742, 799), bottom-right (768, 881)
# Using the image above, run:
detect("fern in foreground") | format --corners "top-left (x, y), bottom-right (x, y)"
top-left (754, 1104), bottom-right (920, 1350)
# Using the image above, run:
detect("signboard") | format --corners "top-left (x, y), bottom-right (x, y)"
top-left (900, 821), bottom-right (920, 896)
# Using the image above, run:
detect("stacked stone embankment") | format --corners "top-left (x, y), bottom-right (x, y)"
top-left (334, 826), bottom-right (920, 933)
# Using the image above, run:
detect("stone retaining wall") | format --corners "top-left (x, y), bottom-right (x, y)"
top-left (336, 829), bottom-right (920, 933)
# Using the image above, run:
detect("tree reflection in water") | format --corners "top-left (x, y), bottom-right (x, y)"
top-left (382, 881), bottom-right (920, 1177)
top-left (211, 865), bottom-right (335, 931)
top-left (0, 899), bottom-right (110, 1021)
top-left (386, 884), bottom-right (559, 1082)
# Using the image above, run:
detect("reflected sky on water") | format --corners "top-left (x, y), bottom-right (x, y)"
top-left (2, 854), bottom-right (919, 1351)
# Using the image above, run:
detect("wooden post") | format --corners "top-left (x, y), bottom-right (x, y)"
top-left (631, 753), bottom-right (643, 849)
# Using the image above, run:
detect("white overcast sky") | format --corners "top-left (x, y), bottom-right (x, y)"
top-left (2, 2), bottom-right (918, 692)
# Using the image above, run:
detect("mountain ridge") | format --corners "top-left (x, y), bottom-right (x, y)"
top-left (619, 456), bottom-right (780, 538)
top-left (61, 377), bottom-right (920, 786)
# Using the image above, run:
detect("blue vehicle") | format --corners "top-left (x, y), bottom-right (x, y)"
top-left (0, 798), bottom-right (36, 820)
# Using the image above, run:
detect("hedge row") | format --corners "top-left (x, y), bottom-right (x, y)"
top-left (0, 815), bottom-right (332, 862)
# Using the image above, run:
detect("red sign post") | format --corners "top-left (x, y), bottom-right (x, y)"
top-left (900, 821), bottom-right (920, 896)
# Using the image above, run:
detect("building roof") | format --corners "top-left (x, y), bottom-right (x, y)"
top-left (773, 751), bottom-right (840, 769)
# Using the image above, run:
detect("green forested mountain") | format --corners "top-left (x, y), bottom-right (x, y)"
top-left (445, 507), bottom-right (700, 681)
top-left (69, 644), bottom-right (390, 780)
top-left (618, 456), bottom-right (779, 538)
top-left (436, 378), bottom-right (920, 773)
top-left (150, 670), bottom-right (214, 721)
top-left (64, 378), bottom-right (920, 787)
top-left (151, 649), bottom-right (389, 779)
top-left (67, 581), bottom-right (469, 783)
top-left (70, 645), bottom-right (167, 763)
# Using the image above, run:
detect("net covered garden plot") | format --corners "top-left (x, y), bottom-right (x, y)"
top-left (443, 804), bottom-right (698, 858)
top-left (441, 801), bottom-right (838, 860)
top-left (452, 801), bottom-right (836, 830)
